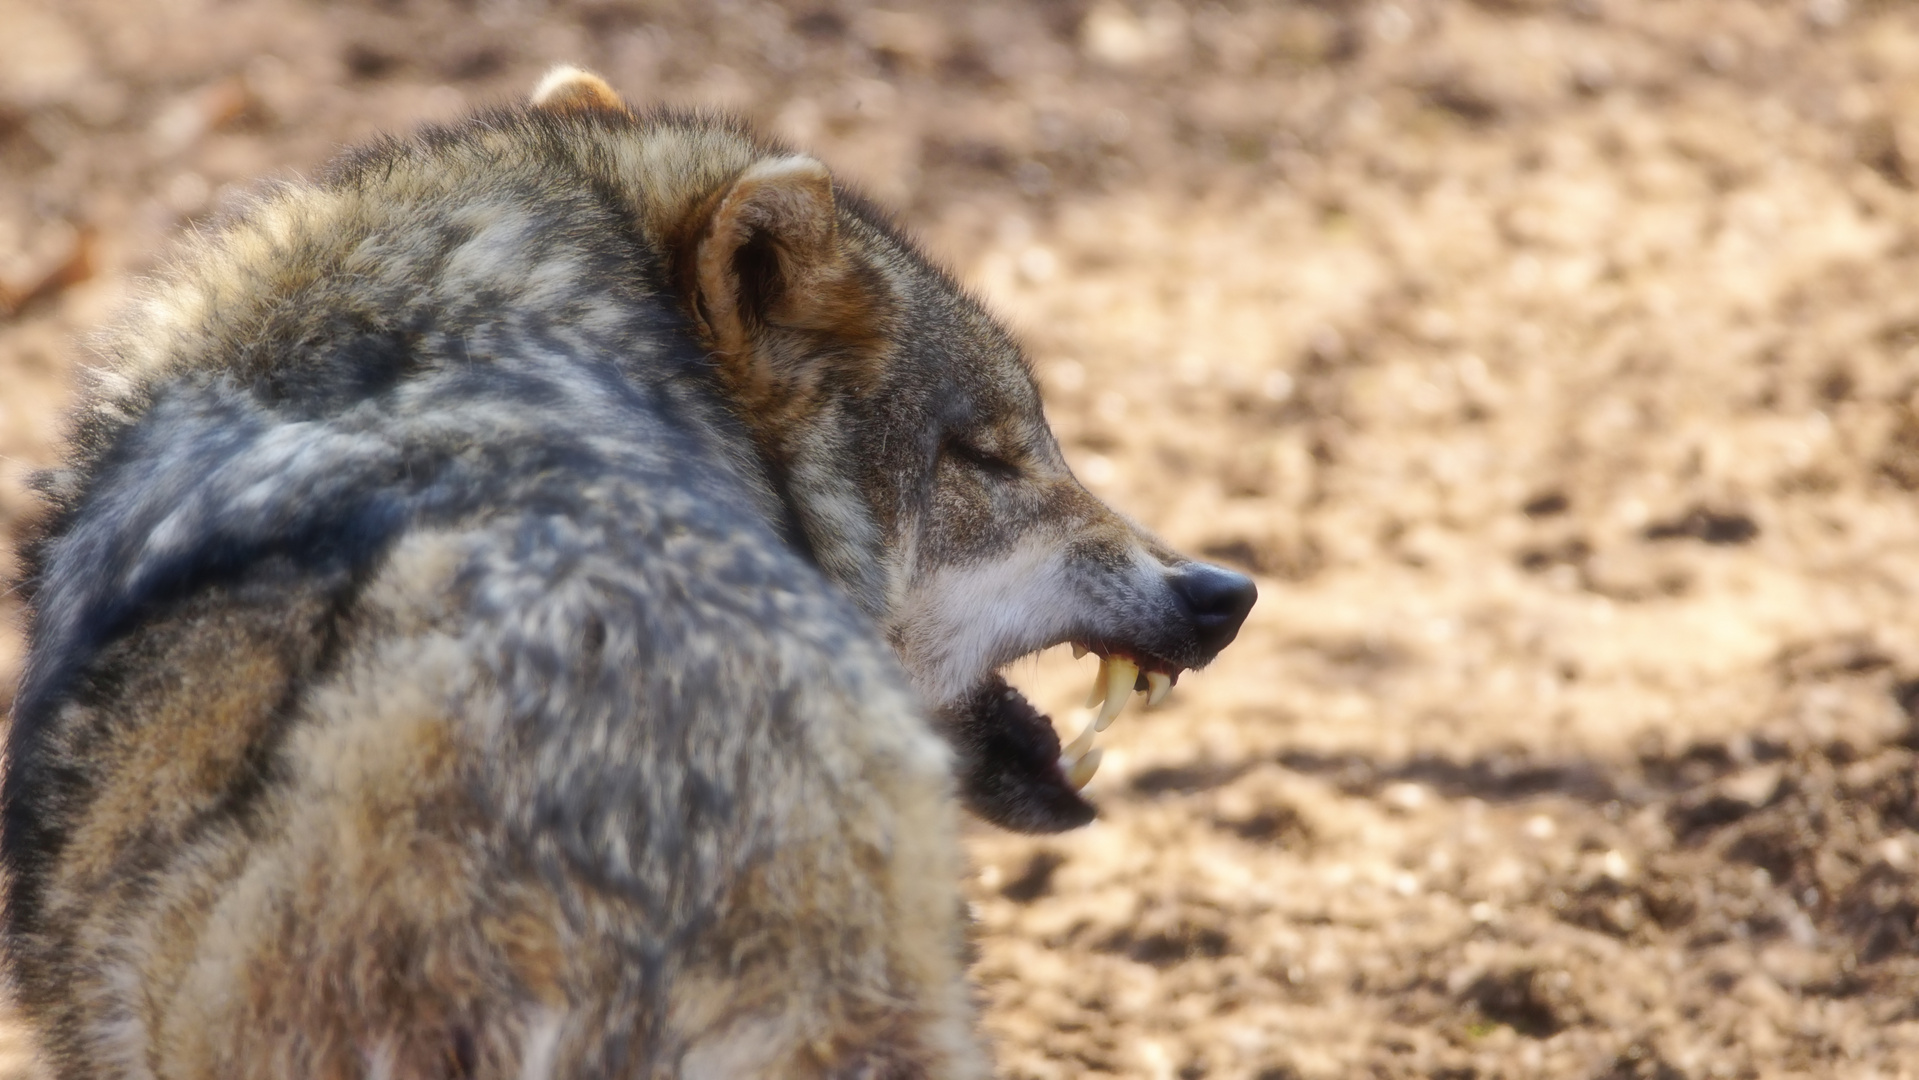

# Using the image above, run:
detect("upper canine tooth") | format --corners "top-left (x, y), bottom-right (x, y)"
top-left (1086, 655), bottom-right (1111, 708)
top-left (1146, 671), bottom-right (1171, 706)
top-left (1067, 746), bottom-right (1105, 791)
top-left (1096, 657), bottom-right (1138, 730)
top-left (1072, 642), bottom-right (1089, 659)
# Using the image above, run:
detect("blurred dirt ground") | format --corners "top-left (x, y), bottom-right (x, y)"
top-left (5, 0), bottom-right (1919, 1077)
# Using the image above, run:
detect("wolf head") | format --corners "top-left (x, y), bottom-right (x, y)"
top-left (539, 69), bottom-right (1258, 833)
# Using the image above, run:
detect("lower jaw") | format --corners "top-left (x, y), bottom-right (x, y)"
top-left (935, 675), bottom-right (1096, 834)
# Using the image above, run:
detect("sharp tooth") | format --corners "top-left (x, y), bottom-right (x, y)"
top-left (1062, 718), bottom-right (1098, 761)
top-left (1095, 657), bottom-right (1138, 730)
top-left (1147, 671), bottom-right (1171, 706)
top-left (1067, 746), bottom-right (1105, 791)
top-left (1085, 655), bottom-right (1111, 708)
top-left (1072, 642), bottom-right (1088, 659)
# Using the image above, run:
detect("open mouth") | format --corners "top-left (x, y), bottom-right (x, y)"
top-left (940, 640), bottom-right (1190, 834)
top-left (1057, 640), bottom-right (1184, 782)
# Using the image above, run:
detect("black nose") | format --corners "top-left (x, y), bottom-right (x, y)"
top-left (1170, 563), bottom-right (1258, 654)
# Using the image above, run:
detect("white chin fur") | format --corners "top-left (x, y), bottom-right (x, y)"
top-left (892, 541), bottom-right (1078, 708)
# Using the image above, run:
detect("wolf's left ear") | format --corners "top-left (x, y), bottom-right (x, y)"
top-left (687, 156), bottom-right (871, 403)
top-left (530, 66), bottom-right (627, 114)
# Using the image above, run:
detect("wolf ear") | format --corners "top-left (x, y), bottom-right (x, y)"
top-left (530, 66), bottom-right (627, 114)
top-left (688, 156), bottom-right (856, 395)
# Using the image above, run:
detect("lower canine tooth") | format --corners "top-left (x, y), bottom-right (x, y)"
top-left (1146, 671), bottom-right (1171, 706)
top-left (1085, 655), bottom-right (1111, 708)
top-left (1096, 657), bottom-right (1139, 730)
top-left (1062, 718), bottom-right (1098, 760)
top-left (1067, 747), bottom-right (1105, 790)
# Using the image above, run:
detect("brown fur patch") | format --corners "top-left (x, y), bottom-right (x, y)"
top-left (674, 156), bottom-right (900, 439)
top-left (529, 66), bottom-right (628, 115)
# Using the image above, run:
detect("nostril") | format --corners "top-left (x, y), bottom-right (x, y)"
top-left (1172, 563), bottom-right (1258, 651)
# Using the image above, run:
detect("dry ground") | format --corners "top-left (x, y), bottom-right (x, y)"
top-left (4, 0), bottom-right (1919, 1077)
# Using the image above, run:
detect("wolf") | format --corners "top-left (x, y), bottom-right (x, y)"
top-left (1, 68), bottom-right (1257, 1078)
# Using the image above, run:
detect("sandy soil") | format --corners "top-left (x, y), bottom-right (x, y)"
top-left (4, 0), bottom-right (1919, 1077)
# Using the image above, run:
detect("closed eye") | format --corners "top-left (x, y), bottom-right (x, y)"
top-left (942, 436), bottom-right (1021, 478)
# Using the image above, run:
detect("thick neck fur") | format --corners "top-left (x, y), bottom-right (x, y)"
top-left (770, 410), bottom-right (899, 624)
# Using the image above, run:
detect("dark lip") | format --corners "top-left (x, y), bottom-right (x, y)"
top-left (938, 674), bottom-right (1096, 834)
